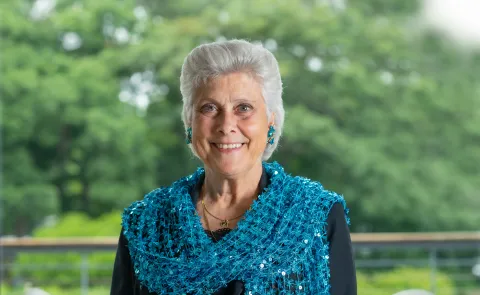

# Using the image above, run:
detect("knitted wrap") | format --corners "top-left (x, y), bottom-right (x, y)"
top-left (122, 162), bottom-right (350, 295)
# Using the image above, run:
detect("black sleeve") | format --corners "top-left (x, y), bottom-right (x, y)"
top-left (110, 229), bottom-right (135, 295)
top-left (326, 203), bottom-right (357, 295)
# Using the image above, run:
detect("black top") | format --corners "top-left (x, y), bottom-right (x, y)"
top-left (110, 169), bottom-right (357, 295)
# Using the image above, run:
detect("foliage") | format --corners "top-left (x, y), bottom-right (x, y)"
top-left (1, 0), bottom-right (157, 235)
top-left (2, 0), bottom-right (479, 236)
top-left (0, 285), bottom-right (110, 295)
top-left (45, 286), bottom-right (110, 295)
top-left (357, 267), bottom-right (455, 295)
top-left (12, 211), bottom-right (122, 286)
top-left (5, 268), bottom-right (457, 294)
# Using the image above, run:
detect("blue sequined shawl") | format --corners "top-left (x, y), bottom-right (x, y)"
top-left (122, 162), bottom-right (350, 295)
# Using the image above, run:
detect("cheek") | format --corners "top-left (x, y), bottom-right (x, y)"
top-left (243, 123), bottom-right (268, 145)
top-left (193, 116), bottom-right (213, 137)
top-left (240, 113), bottom-right (268, 142)
top-left (191, 119), bottom-right (213, 154)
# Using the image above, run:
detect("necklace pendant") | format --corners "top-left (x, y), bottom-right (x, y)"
top-left (220, 220), bottom-right (229, 227)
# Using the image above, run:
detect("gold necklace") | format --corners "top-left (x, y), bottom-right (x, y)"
top-left (202, 204), bottom-right (218, 242)
top-left (201, 199), bottom-right (245, 228)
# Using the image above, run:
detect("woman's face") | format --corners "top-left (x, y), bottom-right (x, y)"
top-left (191, 72), bottom-right (272, 177)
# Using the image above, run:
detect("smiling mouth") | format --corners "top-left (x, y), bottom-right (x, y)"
top-left (213, 143), bottom-right (245, 150)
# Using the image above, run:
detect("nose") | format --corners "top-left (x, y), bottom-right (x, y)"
top-left (216, 109), bottom-right (237, 135)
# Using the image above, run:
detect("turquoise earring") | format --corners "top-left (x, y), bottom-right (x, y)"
top-left (186, 127), bottom-right (192, 144)
top-left (267, 125), bottom-right (275, 145)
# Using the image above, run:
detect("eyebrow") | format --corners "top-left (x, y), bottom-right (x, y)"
top-left (197, 97), bottom-right (257, 105)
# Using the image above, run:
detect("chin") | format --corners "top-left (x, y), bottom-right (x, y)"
top-left (213, 161), bottom-right (243, 176)
top-left (208, 158), bottom-right (251, 177)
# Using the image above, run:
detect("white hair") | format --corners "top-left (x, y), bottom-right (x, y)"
top-left (179, 39), bottom-right (285, 160)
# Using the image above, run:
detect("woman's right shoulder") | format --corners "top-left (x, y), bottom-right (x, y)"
top-left (121, 186), bottom-right (174, 240)
top-left (122, 170), bottom-right (200, 222)
top-left (123, 186), bottom-right (169, 215)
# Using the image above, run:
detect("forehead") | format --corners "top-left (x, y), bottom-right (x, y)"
top-left (195, 72), bottom-right (264, 102)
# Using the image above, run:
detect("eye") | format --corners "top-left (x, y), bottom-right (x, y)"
top-left (236, 103), bottom-right (253, 113)
top-left (200, 103), bottom-right (217, 113)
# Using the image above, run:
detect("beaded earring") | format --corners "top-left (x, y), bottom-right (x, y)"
top-left (267, 125), bottom-right (275, 145)
top-left (185, 127), bottom-right (192, 144)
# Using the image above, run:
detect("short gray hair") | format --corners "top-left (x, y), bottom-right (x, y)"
top-left (179, 39), bottom-right (285, 160)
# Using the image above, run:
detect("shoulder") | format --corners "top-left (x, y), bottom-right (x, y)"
top-left (123, 167), bottom-right (204, 216)
top-left (120, 188), bottom-right (164, 239)
top-left (121, 168), bottom-right (203, 236)
top-left (265, 162), bottom-right (349, 212)
top-left (285, 173), bottom-right (343, 202)
top-left (284, 173), bottom-right (350, 226)
top-left (122, 188), bottom-right (160, 217)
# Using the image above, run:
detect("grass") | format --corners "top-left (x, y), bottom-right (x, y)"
top-left (1, 285), bottom-right (110, 295)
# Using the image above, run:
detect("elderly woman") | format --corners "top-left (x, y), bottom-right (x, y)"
top-left (111, 39), bottom-right (356, 295)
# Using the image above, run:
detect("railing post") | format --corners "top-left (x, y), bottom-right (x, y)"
top-left (81, 253), bottom-right (89, 295)
top-left (429, 248), bottom-right (437, 294)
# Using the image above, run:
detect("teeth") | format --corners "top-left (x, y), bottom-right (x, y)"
top-left (216, 143), bottom-right (243, 149)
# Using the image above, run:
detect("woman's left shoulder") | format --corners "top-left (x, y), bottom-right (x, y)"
top-left (287, 174), bottom-right (348, 211)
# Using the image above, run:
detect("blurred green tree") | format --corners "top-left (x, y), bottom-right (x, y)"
top-left (1, 0), bottom-right (158, 234)
top-left (128, 0), bottom-right (480, 232)
top-left (1, 0), bottom-right (479, 235)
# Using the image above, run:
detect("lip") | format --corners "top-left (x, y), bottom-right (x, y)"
top-left (212, 142), bottom-right (245, 145)
top-left (211, 142), bottom-right (245, 153)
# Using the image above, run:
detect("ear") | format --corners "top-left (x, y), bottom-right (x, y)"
top-left (269, 112), bottom-right (275, 126)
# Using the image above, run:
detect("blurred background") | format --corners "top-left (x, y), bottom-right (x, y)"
top-left (1, 0), bottom-right (480, 294)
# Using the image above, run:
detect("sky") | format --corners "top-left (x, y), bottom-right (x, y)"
top-left (421, 0), bottom-right (480, 47)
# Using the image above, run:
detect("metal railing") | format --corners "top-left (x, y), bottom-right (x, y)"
top-left (1, 232), bottom-right (479, 295)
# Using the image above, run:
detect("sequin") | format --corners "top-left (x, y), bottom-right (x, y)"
top-left (121, 161), bottom-right (350, 294)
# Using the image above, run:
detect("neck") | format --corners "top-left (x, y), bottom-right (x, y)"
top-left (202, 162), bottom-right (263, 209)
